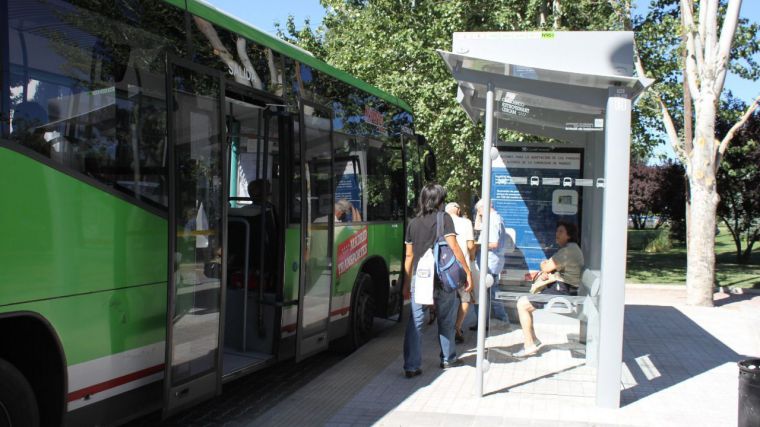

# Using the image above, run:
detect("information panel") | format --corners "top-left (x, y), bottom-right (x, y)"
top-left (491, 147), bottom-right (583, 282)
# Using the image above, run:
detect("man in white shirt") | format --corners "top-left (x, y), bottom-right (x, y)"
top-left (445, 202), bottom-right (475, 343)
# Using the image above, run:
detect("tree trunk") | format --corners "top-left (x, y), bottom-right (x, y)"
top-left (740, 238), bottom-right (756, 264)
top-left (632, 215), bottom-right (642, 229)
top-left (539, 0), bottom-right (547, 27)
top-left (686, 94), bottom-right (720, 307)
top-left (687, 180), bottom-right (718, 305)
top-left (733, 236), bottom-right (743, 264)
top-left (724, 221), bottom-right (744, 263)
top-left (683, 44), bottom-right (692, 251)
top-left (684, 175), bottom-right (690, 247)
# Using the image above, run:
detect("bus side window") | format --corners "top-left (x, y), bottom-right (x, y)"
top-left (366, 138), bottom-right (404, 221)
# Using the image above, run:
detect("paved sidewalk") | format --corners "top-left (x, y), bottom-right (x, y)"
top-left (253, 287), bottom-right (760, 426)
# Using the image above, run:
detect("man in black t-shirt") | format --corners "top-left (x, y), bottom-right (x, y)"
top-left (404, 212), bottom-right (456, 271)
top-left (402, 184), bottom-right (472, 378)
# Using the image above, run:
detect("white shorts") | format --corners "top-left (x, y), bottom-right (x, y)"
top-left (457, 286), bottom-right (474, 303)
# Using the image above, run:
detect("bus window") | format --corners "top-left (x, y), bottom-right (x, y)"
top-left (333, 133), bottom-right (366, 222)
top-left (289, 118), bottom-right (302, 224)
top-left (6, 0), bottom-right (186, 208)
top-left (366, 137), bottom-right (404, 221)
top-left (190, 15), bottom-right (278, 94)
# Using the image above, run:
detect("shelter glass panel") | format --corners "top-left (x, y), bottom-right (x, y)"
top-left (482, 141), bottom-right (603, 399)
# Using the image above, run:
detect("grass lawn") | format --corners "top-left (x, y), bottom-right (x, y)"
top-left (626, 226), bottom-right (760, 288)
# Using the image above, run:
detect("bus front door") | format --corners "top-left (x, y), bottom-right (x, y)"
top-left (296, 103), bottom-right (334, 361)
top-left (164, 59), bottom-right (227, 417)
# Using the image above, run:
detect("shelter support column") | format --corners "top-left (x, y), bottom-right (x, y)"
top-left (595, 87), bottom-right (632, 408)
top-left (475, 82), bottom-right (495, 397)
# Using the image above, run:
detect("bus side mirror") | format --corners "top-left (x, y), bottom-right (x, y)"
top-left (416, 135), bottom-right (437, 182)
top-left (423, 151), bottom-right (436, 182)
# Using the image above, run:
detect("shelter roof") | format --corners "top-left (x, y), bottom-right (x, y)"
top-left (437, 32), bottom-right (652, 140)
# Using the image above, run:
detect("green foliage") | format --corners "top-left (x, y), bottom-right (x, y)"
top-left (280, 0), bottom-right (624, 198)
top-left (627, 225), bottom-right (760, 287)
top-left (275, 16), bottom-right (328, 58)
top-left (644, 227), bottom-right (673, 253)
top-left (628, 228), bottom-right (671, 251)
top-left (716, 95), bottom-right (760, 264)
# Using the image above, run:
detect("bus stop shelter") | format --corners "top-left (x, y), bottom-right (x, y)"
top-left (437, 31), bottom-right (651, 408)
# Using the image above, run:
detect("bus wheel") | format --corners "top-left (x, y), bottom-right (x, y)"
top-left (350, 273), bottom-right (375, 349)
top-left (0, 358), bottom-right (39, 427)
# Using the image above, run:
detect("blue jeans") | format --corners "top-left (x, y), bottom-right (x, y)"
top-left (403, 287), bottom-right (459, 371)
top-left (489, 274), bottom-right (508, 321)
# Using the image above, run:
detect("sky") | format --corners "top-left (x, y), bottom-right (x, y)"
top-left (206, 0), bottom-right (759, 159)
top-left (205, 0), bottom-right (758, 102)
top-left (204, 0), bottom-right (326, 35)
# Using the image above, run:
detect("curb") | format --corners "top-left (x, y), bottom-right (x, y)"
top-left (721, 286), bottom-right (760, 295)
top-left (625, 283), bottom-right (760, 295)
top-left (625, 283), bottom-right (684, 289)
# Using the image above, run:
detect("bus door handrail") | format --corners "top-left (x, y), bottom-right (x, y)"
top-left (227, 216), bottom-right (250, 351)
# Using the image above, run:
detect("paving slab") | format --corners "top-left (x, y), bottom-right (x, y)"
top-left (254, 286), bottom-right (760, 426)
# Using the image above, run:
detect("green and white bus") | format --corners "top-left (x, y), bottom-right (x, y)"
top-left (0, 0), bottom-right (434, 424)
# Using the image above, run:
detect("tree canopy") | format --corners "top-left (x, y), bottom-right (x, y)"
top-left (279, 0), bottom-right (626, 200)
top-left (628, 160), bottom-right (685, 232)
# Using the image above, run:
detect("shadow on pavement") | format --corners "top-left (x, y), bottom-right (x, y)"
top-left (126, 319), bottom-right (401, 426)
top-left (620, 304), bottom-right (747, 406)
top-left (318, 309), bottom-right (453, 426)
top-left (714, 291), bottom-right (760, 307)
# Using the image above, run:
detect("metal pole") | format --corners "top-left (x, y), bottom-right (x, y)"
top-left (228, 217), bottom-right (250, 351)
top-left (476, 83), bottom-right (495, 397)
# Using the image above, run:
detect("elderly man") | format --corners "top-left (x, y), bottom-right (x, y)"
top-left (445, 202), bottom-right (476, 343)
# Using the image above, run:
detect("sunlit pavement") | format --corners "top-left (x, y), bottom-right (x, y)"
top-left (248, 285), bottom-right (760, 426)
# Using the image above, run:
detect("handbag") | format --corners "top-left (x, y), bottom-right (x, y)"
top-left (529, 272), bottom-right (558, 294)
top-left (413, 248), bottom-right (435, 305)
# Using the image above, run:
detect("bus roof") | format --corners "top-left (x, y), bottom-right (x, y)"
top-left (165, 0), bottom-right (413, 113)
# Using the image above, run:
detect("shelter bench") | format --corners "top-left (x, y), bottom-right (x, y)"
top-left (495, 270), bottom-right (600, 344)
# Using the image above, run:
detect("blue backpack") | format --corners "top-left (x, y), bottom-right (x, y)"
top-left (433, 212), bottom-right (467, 292)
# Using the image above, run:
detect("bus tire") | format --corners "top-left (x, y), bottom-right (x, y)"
top-left (341, 273), bottom-right (375, 352)
top-left (0, 358), bottom-right (39, 427)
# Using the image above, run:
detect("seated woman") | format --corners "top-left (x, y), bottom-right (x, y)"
top-left (514, 221), bottom-right (584, 358)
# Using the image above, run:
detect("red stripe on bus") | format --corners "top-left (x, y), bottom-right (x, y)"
top-left (279, 305), bottom-right (351, 332)
top-left (330, 307), bottom-right (350, 316)
top-left (67, 364), bottom-right (164, 402)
